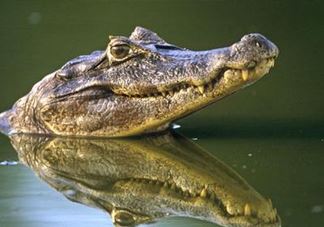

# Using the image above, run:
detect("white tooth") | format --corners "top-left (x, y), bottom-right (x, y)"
top-left (242, 70), bottom-right (249, 81)
top-left (162, 92), bottom-right (167, 97)
top-left (200, 188), bottom-right (208, 198)
top-left (198, 85), bottom-right (205, 94)
top-left (224, 70), bottom-right (232, 79)
top-left (169, 90), bottom-right (174, 96)
top-left (244, 203), bottom-right (252, 216)
top-left (226, 206), bottom-right (236, 215)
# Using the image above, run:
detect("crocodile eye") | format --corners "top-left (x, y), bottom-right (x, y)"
top-left (110, 44), bottom-right (130, 59)
top-left (113, 210), bottom-right (135, 226)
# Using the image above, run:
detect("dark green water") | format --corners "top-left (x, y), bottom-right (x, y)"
top-left (0, 0), bottom-right (323, 226)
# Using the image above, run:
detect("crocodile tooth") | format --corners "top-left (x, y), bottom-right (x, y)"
top-left (163, 182), bottom-right (169, 187)
top-left (200, 188), bottom-right (208, 198)
top-left (170, 183), bottom-right (176, 190)
top-left (198, 85), bottom-right (205, 94)
top-left (268, 198), bottom-right (273, 207)
top-left (226, 206), bottom-right (236, 215)
top-left (162, 92), bottom-right (167, 97)
top-left (244, 203), bottom-right (252, 216)
top-left (169, 90), bottom-right (174, 96)
top-left (268, 208), bottom-right (275, 221)
top-left (272, 208), bottom-right (277, 219)
top-left (242, 70), bottom-right (249, 81)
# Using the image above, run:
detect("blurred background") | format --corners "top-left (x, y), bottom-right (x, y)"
top-left (0, 1), bottom-right (323, 227)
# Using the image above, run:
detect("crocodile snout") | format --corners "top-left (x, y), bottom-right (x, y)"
top-left (240, 33), bottom-right (279, 59)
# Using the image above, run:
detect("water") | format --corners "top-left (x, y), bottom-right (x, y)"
top-left (0, 0), bottom-right (323, 226)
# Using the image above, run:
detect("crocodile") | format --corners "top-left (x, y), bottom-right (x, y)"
top-left (11, 132), bottom-right (280, 226)
top-left (0, 27), bottom-right (278, 137)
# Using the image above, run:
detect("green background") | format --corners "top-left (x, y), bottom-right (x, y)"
top-left (0, 1), bottom-right (323, 227)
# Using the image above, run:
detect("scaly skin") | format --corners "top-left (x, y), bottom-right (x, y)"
top-left (11, 132), bottom-right (280, 227)
top-left (0, 27), bottom-right (278, 137)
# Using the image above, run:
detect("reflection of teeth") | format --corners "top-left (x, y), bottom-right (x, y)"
top-left (271, 208), bottom-right (277, 220)
top-left (244, 203), bottom-right (252, 216)
top-left (171, 183), bottom-right (176, 190)
top-left (210, 192), bottom-right (216, 201)
top-left (242, 70), bottom-right (249, 81)
top-left (200, 188), bottom-right (208, 197)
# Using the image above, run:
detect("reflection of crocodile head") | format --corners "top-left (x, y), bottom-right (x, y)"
top-left (11, 132), bottom-right (280, 227)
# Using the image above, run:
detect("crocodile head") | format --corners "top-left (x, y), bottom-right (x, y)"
top-left (11, 132), bottom-right (281, 226)
top-left (0, 27), bottom-right (279, 137)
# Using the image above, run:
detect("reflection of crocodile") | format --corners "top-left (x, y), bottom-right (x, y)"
top-left (11, 132), bottom-right (280, 226)
top-left (0, 27), bottom-right (278, 137)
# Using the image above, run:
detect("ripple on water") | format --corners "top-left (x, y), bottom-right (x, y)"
top-left (0, 160), bottom-right (18, 166)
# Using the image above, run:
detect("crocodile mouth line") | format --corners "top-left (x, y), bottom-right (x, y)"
top-left (56, 57), bottom-right (275, 101)
top-left (108, 57), bottom-right (275, 99)
top-left (116, 177), bottom-right (279, 224)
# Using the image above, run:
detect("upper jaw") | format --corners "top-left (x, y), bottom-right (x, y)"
top-left (52, 33), bottom-right (278, 100)
top-left (109, 33), bottom-right (278, 98)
